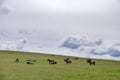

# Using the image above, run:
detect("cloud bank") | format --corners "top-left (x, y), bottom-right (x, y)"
top-left (0, 32), bottom-right (120, 60)
top-left (0, 38), bottom-right (27, 51)
top-left (61, 35), bottom-right (103, 49)
top-left (61, 35), bottom-right (120, 58)
top-left (0, 0), bottom-right (11, 15)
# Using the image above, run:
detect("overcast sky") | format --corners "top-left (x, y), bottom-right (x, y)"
top-left (0, 0), bottom-right (120, 60)
top-left (0, 0), bottom-right (120, 40)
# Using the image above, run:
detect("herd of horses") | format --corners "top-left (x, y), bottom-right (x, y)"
top-left (15, 57), bottom-right (96, 66)
top-left (15, 58), bottom-right (36, 64)
top-left (47, 58), bottom-right (72, 64)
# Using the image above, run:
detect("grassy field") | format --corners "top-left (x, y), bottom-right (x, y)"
top-left (0, 50), bottom-right (120, 80)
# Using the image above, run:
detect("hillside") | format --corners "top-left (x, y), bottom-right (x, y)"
top-left (0, 50), bottom-right (120, 80)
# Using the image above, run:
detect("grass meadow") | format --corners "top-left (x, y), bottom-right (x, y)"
top-left (0, 50), bottom-right (120, 80)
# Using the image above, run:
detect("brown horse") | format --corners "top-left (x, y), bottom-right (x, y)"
top-left (47, 59), bottom-right (57, 64)
top-left (15, 58), bottom-right (19, 63)
top-left (87, 59), bottom-right (95, 66)
top-left (64, 58), bottom-right (72, 64)
top-left (26, 61), bottom-right (33, 64)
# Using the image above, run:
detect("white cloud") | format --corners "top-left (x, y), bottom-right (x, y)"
top-left (0, 0), bottom-right (11, 15)
top-left (0, 0), bottom-right (120, 42)
top-left (61, 35), bottom-right (103, 49)
top-left (0, 38), bottom-right (27, 51)
top-left (108, 44), bottom-right (120, 57)
top-left (60, 35), bottom-right (120, 60)
top-left (91, 46), bottom-right (108, 55)
top-left (0, 41), bottom-right (16, 50)
top-left (16, 38), bottom-right (27, 50)
top-left (0, 33), bottom-right (120, 60)
top-left (12, 0), bottom-right (119, 15)
top-left (91, 43), bottom-right (120, 57)
top-left (0, 6), bottom-right (10, 14)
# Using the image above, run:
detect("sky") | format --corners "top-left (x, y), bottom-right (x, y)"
top-left (0, 0), bottom-right (120, 60)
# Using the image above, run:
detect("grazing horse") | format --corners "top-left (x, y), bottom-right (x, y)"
top-left (52, 61), bottom-right (57, 64)
top-left (64, 58), bottom-right (72, 64)
top-left (47, 59), bottom-right (57, 64)
top-left (87, 59), bottom-right (95, 66)
top-left (15, 58), bottom-right (19, 63)
top-left (26, 61), bottom-right (33, 64)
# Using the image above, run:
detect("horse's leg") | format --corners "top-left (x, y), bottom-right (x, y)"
top-left (89, 62), bottom-right (92, 65)
top-left (93, 62), bottom-right (95, 66)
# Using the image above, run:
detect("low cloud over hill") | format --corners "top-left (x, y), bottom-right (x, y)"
top-left (61, 35), bottom-right (120, 58)
top-left (0, 30), bottom-right (120, 60)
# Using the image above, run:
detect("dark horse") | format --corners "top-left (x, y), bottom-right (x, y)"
top-left (64, 58), bottom-right (72, 64)
top-left (47, 59), bottom-right (57, 64)
top-left (87, 59), bottom-right (95, 66)
top-left (15, 58), bottom-right (19, 63)
top-left (26, 61), bottom-right (33, 64)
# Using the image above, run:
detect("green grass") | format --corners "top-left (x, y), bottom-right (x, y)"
top-left (0, 50), bottom-right (120, 80)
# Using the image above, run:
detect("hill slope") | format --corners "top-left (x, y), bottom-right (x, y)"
top-left (0, 50), bottom-right (120, 80)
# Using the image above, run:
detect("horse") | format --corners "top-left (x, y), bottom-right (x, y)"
top-left (47, 59), bottom-right (57, 64)
top-left (87, 59), bottom-right (95, 66)
top-left (52, 61), bottom-right (57, 64)
top-left (15, 58), bottom-right (19, 63)
top-left (26, 61), bottom-right (33, 64)
top-left (64, 58), bottom-right (72, 64)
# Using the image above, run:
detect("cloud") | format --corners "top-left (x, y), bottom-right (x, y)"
top-left (16, 38), bottom-right (27, 50)
top-left (90, 43), bottom-right (120, 57)
top-left (0, 32), bottom-right (120, 60)
top-left (61, 35), bottom-right (120, 59)
top-left (0, 0), bottom-right (120, 61)
top-left (0, 41), bottom-right (16, 50)
top-left (61, 36), bottom-right (80, 49)
top-left (0, 0), bottom-right (4, 4)
top-left (108, 44), bottom-right (120, 57)
top-left (0, 0), bottom-right (11, 15)
top-left (90, 46), bottom-right (108, 55)
top-left (23, 0), bottom-right (119, 15)
top-left (61, 35), bottom-right (103, 49)
top-left (0, 38), bottom-right (28, 51)
top-left (0, 6), bottom-right (10, 14)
